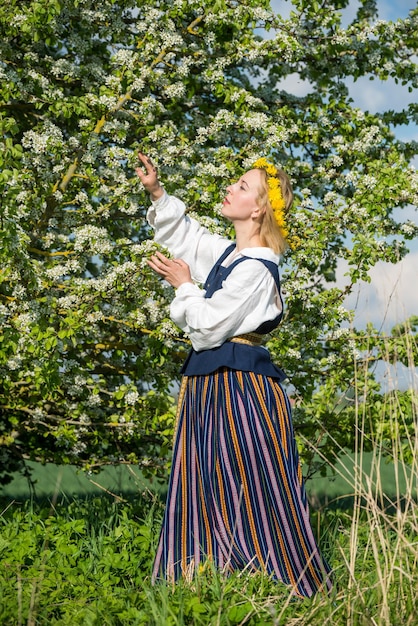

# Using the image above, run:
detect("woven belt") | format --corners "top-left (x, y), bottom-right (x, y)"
top-left (229, 333), bottom-right (264, 346)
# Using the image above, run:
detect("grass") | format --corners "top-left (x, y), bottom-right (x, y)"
top-left (0, 336), bottom-right (417, 625)
top-left (0, 461), bottom-right (167, 501)
top-left (1, 450), bottom-right (410, 503)
top-left (1, 431), bottom-right (416, 625)
top-left (0, 484), bottom-right (416, 625)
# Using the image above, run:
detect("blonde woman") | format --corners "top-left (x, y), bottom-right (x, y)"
top-left (136, 153), bottom-right (332, 597)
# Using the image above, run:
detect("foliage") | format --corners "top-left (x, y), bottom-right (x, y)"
top-left (0, 0), bottom-right (417, 480)
top-left (292, 316), bottom-right (418, 476)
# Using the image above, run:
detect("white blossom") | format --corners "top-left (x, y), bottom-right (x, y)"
top-left (73, 225), bottom-right (113, 254)
top-left (32, 407), bottom-right (45, 423)
top-left (0, 304), bottom-right (9, 319)
top-left (85, 311), bottom-right (105, 323)
top-left (112, 49), bottom-right (137, 68)
top-left (164, 82), bottom-right (186, 98)
top-left (350, 204), bottom-right (368, 218)
top-left (10, 13), bottom-right (28, 27)
top-left (242, 112), bottom-right (270, 130)
top-left (326, 353), bottom-right (338, 365)
top-left (361, 175), bottom-right (377, 188)
top-left (86, 395), bottom-right (102, 407)
top-left (16, 191), bottom-right (29, 204)
top-left (57, 294), bottom-right (80, 310)
top-left (331, 155), bottom-right (343, 167)
top-left (70, 442), bottom-right (87, 456)
top-left (349, 339), bottom-right (361, 359)
top-left (159, 320), bottom-right (180, 339)
top-left (131, 311), bottom-right (147, 327)
top-left (78, 118), bottom-right (92, 129)
top-left (400, 222), bottom-right (416, 236)
top-left (12, 284), bottom-right (27, 299)
top-left (125, 390), bottom-right (139, 405)
top-left (6, 356), bottom-right (22, 370)
top-left (160, 30), bottom-right (184, 48)
top-left (327, 328), bottom-right (351, 340)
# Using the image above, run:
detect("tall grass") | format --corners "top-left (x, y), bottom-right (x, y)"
top-left (0, 332), bottom-right (417, 625)
top-left (297, 326), bottom-right (418, 626)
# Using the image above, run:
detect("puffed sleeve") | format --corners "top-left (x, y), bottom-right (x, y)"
top-left (170, 259), bottom-right (281, 351)
top-left (147, 191), bottom-right (230, 284)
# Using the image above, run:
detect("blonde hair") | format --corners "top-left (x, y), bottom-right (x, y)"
top-left (257, 168), bottom-right (294, 255)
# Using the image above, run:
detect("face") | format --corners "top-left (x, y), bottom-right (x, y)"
top-left (221, 169), bottom-right (264, 222)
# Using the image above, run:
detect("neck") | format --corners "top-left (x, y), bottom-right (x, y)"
top-left (234, 221), bottom-right (263, 251)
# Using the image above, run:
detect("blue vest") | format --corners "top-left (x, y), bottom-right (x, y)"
top-left (181, 244), bottom-right (286, 381)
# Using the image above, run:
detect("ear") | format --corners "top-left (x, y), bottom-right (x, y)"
top-left (251, 204), bottom-right (266, 220)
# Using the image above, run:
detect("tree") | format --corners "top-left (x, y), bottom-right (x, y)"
top-left (1, 0), bottom-right (417, 484)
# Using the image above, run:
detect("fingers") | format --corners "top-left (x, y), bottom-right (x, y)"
top-left (148, 252), bottom-right (180, 271)
top-left (146, 253), bottom-right (191, 288)
top-left (154, 251), bottom-right (170, 265)
top-left (137, 151), bottom-right (157, 175)
top-left (146, 258), bottom-right (162, 275)
top-left (147, 252), bottom-right (173, 276)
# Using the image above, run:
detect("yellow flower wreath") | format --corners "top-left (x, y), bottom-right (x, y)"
top-left (252, 157), bottom-right (288, 239)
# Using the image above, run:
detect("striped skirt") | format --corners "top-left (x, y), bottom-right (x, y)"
top-left (152, 368), bottom-right (332, 597)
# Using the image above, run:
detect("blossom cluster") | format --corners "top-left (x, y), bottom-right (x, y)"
top-left (73, 225), bottom-right (113, 255)
top-left (22, 122), bottom-right (63, 154)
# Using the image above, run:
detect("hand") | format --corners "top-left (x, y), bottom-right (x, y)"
top-left (147, 251), bottom-right (192, 289)
top-left (135, 152), bottom-right (164, 200)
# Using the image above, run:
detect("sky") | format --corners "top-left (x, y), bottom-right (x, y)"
top-left (273, 0), bottom-right (417, 339)
top-left (336, 1), bottom-right (417, 335)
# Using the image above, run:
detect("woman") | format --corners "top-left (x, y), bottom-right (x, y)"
top-left (135, 152), bottom-right (332, 598)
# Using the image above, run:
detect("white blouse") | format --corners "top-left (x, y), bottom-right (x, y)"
top-left (147, 191), bottom-right (283, 352)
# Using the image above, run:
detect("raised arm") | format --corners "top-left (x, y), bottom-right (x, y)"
top-left (135, 152), bottom-right (231, 283)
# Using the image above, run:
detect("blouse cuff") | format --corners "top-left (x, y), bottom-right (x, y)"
top-left (151, 189), bottom-right (168, 209)
top-left (175, 282), bottom-right (202, 297)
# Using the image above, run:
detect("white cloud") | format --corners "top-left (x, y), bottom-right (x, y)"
top-left (345, 75), bottom-right (418, 117)
top-left (276, 73), bottom-right (312, 97)
top-left (339, 250), bottom-right (418, 331)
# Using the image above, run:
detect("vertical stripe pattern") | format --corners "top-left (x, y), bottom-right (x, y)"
top-left (152, 369), bottom-right (332, 597)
